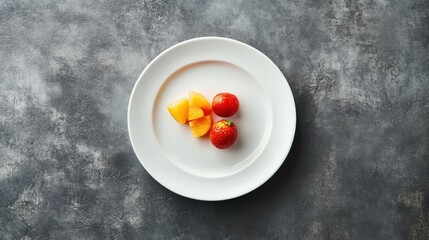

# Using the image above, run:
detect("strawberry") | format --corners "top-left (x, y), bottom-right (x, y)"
top-left (212, 93), bottom-right (239, 117)
top-left (209, 119), bottom-right (238, 149)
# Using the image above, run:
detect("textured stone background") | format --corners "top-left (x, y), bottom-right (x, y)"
top-left (1, 0), bottom-right (428, 239)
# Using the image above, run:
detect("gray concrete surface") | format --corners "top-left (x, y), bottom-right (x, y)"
top-left (1, 0), bottom-right (428, 239)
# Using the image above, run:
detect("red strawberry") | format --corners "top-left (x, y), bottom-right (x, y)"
top-left (212, 93), bottom-right (239, 117)
top-left (209, 119), bottom-right (238, 149)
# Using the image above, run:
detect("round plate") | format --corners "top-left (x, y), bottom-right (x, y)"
top-left (128, 37), bottom-right (296, 201)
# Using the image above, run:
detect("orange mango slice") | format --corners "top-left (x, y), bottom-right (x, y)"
top-left (187, 106), bottom-right (204, 122)
top-left (188, 115), bottom-right (212, 138)
top-left (188, 91), bottom-right (212, 115)
top-left (167, 97), bottom-right (189, 124)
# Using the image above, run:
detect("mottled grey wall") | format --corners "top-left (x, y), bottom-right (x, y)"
top-left (0, 0), bottom-right (428, 239)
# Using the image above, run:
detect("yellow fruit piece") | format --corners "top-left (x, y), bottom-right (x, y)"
top-left (188, 91), bottom-right (212, 115)
top-left (188, 115), bottom-right (212, 138)
top-left (167, 97), bottom-right (189, 124)
top-left (187, 106), bottom-right (204, 121)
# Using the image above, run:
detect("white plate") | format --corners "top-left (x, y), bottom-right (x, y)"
top-left (128, 37), bottom-right (296, 201)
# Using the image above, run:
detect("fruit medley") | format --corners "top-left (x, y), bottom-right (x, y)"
top-left (167, 91), bottom-right (239, 149)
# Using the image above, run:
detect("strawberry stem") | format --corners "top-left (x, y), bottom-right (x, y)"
top-left (225, 120), bottom-right (234, 126)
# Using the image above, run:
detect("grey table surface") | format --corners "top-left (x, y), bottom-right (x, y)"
top-left (1, 0), bottom-right (428, 239)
